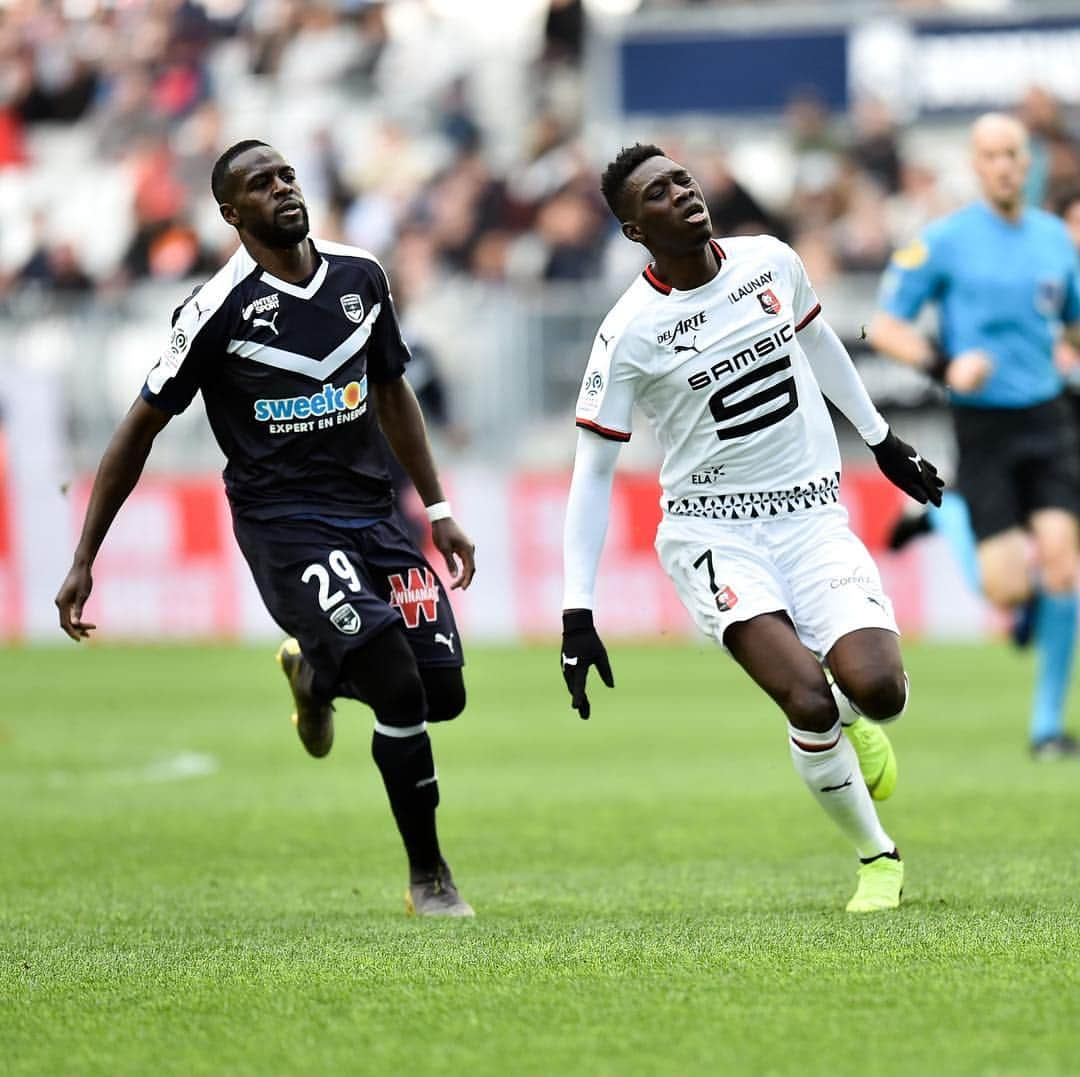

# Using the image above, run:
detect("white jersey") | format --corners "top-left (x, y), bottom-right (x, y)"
top-left (575, 235), bottom-right (840, 520)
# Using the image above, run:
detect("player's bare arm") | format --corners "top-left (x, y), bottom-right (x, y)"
top-left (55, 396), bottom-right (172, 640)
top-left (868, 310), bottom-right (992, 393)
top-left (372, 375), bottom-right (475, 590)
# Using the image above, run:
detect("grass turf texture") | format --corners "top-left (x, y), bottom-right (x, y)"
top-left (3, 642), bottom-right (1079, 1075)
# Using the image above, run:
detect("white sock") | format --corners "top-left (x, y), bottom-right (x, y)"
top-left (788, 721), bottom-right (893, 859)
top-left (830, 680), bottom-right (863, 727)
top-left (829, 674), bottom-right (909, 727)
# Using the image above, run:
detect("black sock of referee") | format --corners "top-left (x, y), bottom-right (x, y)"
top-left (371, 727), bottom-right (442, 877)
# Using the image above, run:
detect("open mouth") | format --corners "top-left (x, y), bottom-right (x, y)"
top-left (277, 202), bottom-right (304, 218)
top-left (682, 203), bottom-right (708, 225)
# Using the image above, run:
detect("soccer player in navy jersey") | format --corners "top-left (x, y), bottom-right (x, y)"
top-left (55, 140), bottom-right (476, 916)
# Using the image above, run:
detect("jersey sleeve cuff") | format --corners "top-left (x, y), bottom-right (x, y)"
top-left (366, 363), bottom-right (408, 385)
top-left (794, 303), bottom-right (822, 332)
top-left (140, 384), bottom-right (182, 415)
top-left (576, 418), bottom-right (631, 442)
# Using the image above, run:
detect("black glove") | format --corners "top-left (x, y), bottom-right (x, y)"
top-left (561, 609), bottom-right (614, 720)
top-left (869, 428), bottom-right (944, 507)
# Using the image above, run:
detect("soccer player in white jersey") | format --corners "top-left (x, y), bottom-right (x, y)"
top-left (561, 144), bottom-right (944, 912)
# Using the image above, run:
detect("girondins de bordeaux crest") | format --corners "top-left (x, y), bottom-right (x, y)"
top-left (340, 293), bottom-right (365, 323)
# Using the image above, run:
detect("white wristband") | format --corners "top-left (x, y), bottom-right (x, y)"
top-left (426, 501), bottom-right (452, 523)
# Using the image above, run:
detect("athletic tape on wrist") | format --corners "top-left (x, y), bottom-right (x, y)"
top-left (426, 501), bottom-right (452, 523)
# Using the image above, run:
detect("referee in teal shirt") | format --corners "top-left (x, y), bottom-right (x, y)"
top-left (871, 112), bottom-right (1080, 758)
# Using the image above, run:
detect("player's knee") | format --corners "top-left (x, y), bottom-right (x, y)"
top-left (981, 573), bottom-right (1031, 609)
top-left (1041, 556), bottom-right (1078, 595)
top-left (419, 666), bottom-right (465, 723)
top-left (781, 680), bottom-right (838, 734)
top-left (340, 628), bottom-right (428, 725)
top-left (850, 670), bottom-right (908, 723)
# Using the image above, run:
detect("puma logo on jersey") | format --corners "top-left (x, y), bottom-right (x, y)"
top-left (434, 631), bottom-right (455, 653)
top-left (673, 336), bottom-right (701, 355)
top-left (599, 332), bottom-right (612, 350)
top-left (253, 311), bottom-right (280, 334)
top-left (242, 293), bottom-right (280, 321)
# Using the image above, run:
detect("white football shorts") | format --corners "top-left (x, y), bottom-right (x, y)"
top-left (655, 504), bottom-right (898, 658)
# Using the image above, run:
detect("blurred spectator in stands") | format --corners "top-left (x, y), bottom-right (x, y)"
top-left (543, 0), bottom-right (585, 67)
top-left (791, 225), bottom-right (839, 289)
top-left (16, 238), bottom-right (94, 294)
top-left (689, 148), bottom-right (788, 240)
top-left (833, 173), bottom-right (892, 272)
top-left (0, 19), bottom-right (30, 167)
top-left (276, 4), bottom-right (370, 90)
top-left (1018, 86), bottom-right (1066, 206)
top-left (786, 91), bottom-right (845, 228)
top-left (124, 217), bottom-right (214, 282)
top-left (13, 5), bottom-right (98, 124)
top-left (535, 185), bottom-right (605, 280)
top-left (95, 66), bottom-right (164, 160)
top-left (848, 98), bottom-right (902, 195)
top-left (172, 101), bottom-right (224, 203)
top-left (1043, 134), bottom-right (1080, 214)
top-left (886, 159), bottom-right (949, 245)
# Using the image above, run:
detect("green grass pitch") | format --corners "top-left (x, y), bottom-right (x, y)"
top-left (3, 641), bottom-right (1079, 1075)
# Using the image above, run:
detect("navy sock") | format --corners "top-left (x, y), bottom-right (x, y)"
top-left (371, 729), bottom-right (441, 874)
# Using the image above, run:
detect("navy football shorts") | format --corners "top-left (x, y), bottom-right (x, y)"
top-left (233, 509), bottom-right (463, 699)
top-left (953, 394), bottom-right (1080, 542)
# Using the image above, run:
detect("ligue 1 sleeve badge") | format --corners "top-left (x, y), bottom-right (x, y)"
top-left (340, 294), bottom-right (365, 323)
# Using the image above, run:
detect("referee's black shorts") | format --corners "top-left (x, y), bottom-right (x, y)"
top-left (233, 508), bottom-right (463, 700)
top-left (953, 394), bottom-right (1080, 542)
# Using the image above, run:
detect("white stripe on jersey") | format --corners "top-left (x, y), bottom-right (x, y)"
top-left (146, 246), bottom-right (257, 395)
top-left (260, 258), bottom-right (328, 298)
top-left (226, 302), bottom-right (381, 378)
top-left (575, 234), bottom-right (840, 510)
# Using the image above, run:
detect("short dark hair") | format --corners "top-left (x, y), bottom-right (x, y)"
top-left (211, 139), bottom-right (270, 203)
top-left (600, 142), bottom-right (665, 221)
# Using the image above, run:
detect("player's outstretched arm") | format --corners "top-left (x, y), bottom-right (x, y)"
top-left (55, 396), bottom-right (172, 640)
top-left (372, 375), bottom-right (475, 589)
top-left (800, 316), bottom-right (944, 507)
top-left (561, 429), bottom-right (620, 719)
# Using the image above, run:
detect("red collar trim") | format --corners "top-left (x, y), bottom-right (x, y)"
top-left (642, 263), bottom-right (671, 295)
top-left (641, 239), bottom-right (726, 296)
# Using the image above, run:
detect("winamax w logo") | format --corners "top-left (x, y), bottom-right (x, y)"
top-left (388, 567), bottom-right (440, 629)
top-left (253, 377), bottom-right (367, 422)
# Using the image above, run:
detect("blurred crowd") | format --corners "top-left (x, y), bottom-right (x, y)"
top-left (2, 0), bottom-right (1080, 307)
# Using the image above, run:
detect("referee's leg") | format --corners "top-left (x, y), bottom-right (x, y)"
top-left (1027, 509), bottom-right (1080, 752)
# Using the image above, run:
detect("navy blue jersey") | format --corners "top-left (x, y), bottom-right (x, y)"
top-left (142, 238), bottom-right (410, 520)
